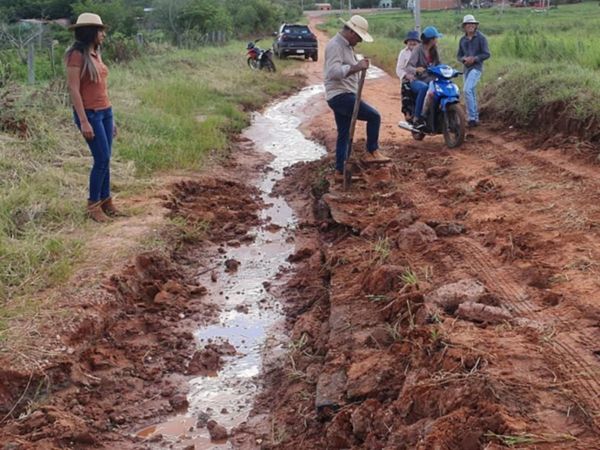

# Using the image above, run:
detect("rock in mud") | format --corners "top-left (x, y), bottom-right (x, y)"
top-left (397, 222), bottom-right (437, 250)
top-left (345, 353), bottom-right (395, 399)
top-left (426, 166), bottom-right (451, 178)
top-left (315, 370), bottom-right (347, 411)
top-left (288, 246), bottom-right (315, 263)
top-left (196, 411), bottom-right (211, 428)
top-left (456, 303), bottom-right (512, 324)
top-left (432, 222), bottom-right (466, 237)
top-left (314, 198), bottom-right (332, 221)
top-left (387, 210), bottom-right (419, 231)
top-left (207, 420), bottom-right (228, 441)
top-left (190, 284), bottom-right (208, 296)
top-left (425, 279), bottom-right (486, 313)
top-left (224, 258), bottom-right (240, 272)
top-left (169, 394), bottom-right (189, 411)
top-left (363, 265), bottom-right (405, 295)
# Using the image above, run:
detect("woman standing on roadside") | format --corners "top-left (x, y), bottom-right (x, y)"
top-left (66, 13), bottom-right (121, 222)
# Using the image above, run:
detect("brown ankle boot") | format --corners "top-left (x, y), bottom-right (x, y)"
top-left (100, 197), bottom-right (124, 217)
top-left (87, 200), bottom-right (110, 222)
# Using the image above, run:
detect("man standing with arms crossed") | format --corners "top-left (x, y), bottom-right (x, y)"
top-left (324, 15), bottom-right (390, 183)
top-left (457, 14), bottom-right (490, 128)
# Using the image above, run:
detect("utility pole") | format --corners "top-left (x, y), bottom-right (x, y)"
top-left (349, 0), bottom-right (352, 12)
top-left (414, 0), bottom-right (421, 33)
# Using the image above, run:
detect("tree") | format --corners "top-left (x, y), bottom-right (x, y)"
top-left (72, 0), bottom-right (142, 35)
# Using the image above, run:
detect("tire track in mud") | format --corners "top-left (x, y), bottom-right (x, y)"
top-left (397, 130), bottom-right (600, 429)
top-left (452, 237), bottom-right (534, 315)
top-left (451, 228), bottom-right (600, 429)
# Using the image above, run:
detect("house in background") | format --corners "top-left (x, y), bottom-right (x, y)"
top-left (379, 0), bottom-right (393, 7)
top-left (315, 2), bottom-right (332, 9)
top-left (419, 0), bottom-right (458, 10)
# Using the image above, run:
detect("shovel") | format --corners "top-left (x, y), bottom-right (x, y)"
top-left (343, 68), bottom-right (367, 191)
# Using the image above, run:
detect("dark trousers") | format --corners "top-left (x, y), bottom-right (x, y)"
top-left (74, 107), bottom-right (113, 202)
top-left (327, 93), bottom-right (380, 172)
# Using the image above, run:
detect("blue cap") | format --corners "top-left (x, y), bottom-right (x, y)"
top-left (422, 26), bottom-right (443, 39)
top-left (404, 30), bottom-right (420, 43)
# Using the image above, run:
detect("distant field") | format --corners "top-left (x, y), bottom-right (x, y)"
top-left (320, 2), bottom-right (600, 137)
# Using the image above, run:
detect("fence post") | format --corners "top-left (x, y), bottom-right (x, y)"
top-left (27, 41), bottom-right (35, 84)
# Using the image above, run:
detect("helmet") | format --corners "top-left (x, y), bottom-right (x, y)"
top-left (246, 41), bottom-right (255, 50)
top-left (422, 26), bottom-right (443, 39)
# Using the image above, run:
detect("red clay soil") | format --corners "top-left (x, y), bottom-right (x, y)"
top-left (230, 17), bottom-right (600, 450)
top-left (4, 16), bottom-right (600, 450)
top-left (0, 169), bottom-right (265, 449)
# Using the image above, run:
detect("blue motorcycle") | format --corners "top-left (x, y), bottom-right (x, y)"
top-left (399, 64), bottom-right (466, 148)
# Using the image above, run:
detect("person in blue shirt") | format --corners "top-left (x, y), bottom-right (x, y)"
top-left (457, 14), bottom-right (491, 127)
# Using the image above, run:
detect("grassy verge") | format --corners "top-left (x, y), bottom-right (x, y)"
top-left (0, 42), bottom-right (303, 321)
top-left (320, 2), bottom-right (600, 140)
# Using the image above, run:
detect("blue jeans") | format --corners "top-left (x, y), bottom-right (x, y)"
top-left (464, 69), bottom-right (482, 122)
top-left (410, 80), bottom-right (429, 119)
top-left (327, 93), bottom-right (381, 172)
top-left (74, 107), bottom-right (113, 202)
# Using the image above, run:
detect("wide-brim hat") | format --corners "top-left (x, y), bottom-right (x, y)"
top-left (339, 15), bottom-right (373, 43)
top-left (69, 13), bottom-right (107, 30)
top-left (462, 14), bottom-right (479, 25)
top-left (404, 30), bottom-right (420, 43)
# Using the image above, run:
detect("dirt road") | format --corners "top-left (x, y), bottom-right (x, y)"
top-left (3, 14), bottom-right (600, 450)
top-left (235, 17), bottom-right (600, 449)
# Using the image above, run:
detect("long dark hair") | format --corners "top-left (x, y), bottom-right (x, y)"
top-left (65, 26), bottom-right (103, 82)
top-left (420, 36), bottom-right (439, 64)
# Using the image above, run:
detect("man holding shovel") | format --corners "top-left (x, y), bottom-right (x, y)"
top-left (324, 15), bottom-right (390, 183)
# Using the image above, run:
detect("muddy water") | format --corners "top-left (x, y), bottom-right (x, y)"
top-left (137, 65), bottom-right (385, 449)
top-left (137, 85), bottom-right (327, 449)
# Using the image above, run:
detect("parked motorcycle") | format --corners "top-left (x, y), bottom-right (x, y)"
top-left (246, 40), bottom-right (276, 72)
top-left (398, 65), bottom-right (466, 148)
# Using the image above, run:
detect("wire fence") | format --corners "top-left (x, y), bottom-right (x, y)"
top-left (0, 22), bottom-right (231, 84)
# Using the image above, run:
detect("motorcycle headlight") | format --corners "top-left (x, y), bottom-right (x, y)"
top-left (440, 67), bottom-right (454, 79)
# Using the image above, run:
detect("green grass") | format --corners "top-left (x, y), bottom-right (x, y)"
top-left (0, 42), bottom-right (303, 316)
top-left (320, 2), bottom-right (600, 135)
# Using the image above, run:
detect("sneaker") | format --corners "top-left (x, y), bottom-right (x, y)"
top-left (363, 150), bottom-right (391, 163)
top-left (468, 120), bottom-right (479, 128)
top-left (414, 117), bottom-right (427, 131)
top-left (333, 171), bottom-right (344, 184)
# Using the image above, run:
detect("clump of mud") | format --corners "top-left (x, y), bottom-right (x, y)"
top-left (235, 152), bottom-right (599, 449)
top-left (0, 176), bottom-right (263, 449)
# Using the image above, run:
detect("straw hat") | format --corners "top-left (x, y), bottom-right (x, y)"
top-left (69, 13), bottom-right (107, 30)
top-left (339, 15), bottom-right (373, 43)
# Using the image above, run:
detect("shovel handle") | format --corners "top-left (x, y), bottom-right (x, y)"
top-left (348, 69), bottom-right (367, 144)
top-left (343, 69), bottom-right (368, 191)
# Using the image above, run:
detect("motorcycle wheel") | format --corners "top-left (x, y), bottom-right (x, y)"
top-left (443, 103), bottom-right (466, 148)
top-left (264, 59), bottom-right (276, 72)
top-left (247, 57), bottom-right (260, 70)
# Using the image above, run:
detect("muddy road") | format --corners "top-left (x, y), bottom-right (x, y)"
top-left (241, 17), bottom-right (600, 450)
top-left (3, 15), bottom-right (600, 450)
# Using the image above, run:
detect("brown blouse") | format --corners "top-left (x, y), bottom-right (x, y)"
top-left (67, 50), bottom-right (111, 110)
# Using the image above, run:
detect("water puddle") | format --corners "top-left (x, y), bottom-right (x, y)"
top-left (137, 65), bottom-right (384, 449)
top-left (136, 85), bottom-right (326, 449)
